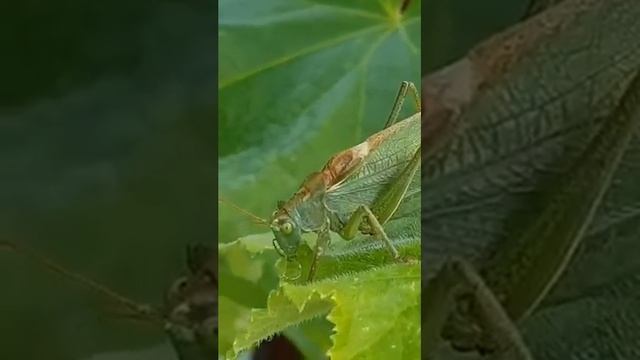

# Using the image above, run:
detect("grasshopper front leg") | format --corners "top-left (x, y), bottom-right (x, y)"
top-left (423, 257), bottom-right (533, 360)
top-left (307, 204), bottom-right (401, 282)
top-left (307, 227), bottom-right (331, 281)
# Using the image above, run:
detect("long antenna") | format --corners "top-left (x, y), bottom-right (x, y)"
top-left (218, 197), bottom-right (269, 226)
top-left (0, 240), bottom-right (164, 326)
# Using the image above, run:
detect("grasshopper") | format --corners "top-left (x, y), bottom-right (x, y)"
top-left (1, 240), bottom-right (217, 360)
top-left (266, 81), bottom-right (422, 281)
top-left (422, 69), bottom-right (640, 359)
top-left (165, 243), bottom-right (218, 359)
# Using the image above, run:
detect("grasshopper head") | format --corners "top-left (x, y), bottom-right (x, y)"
top-left (270, 207), bottom-right (302, 258)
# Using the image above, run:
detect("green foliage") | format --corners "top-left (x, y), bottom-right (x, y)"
top-left (219, 0), bottom-right (420, 358)
top-left (424, 0), bottom-right (640, 358)
top-left (219, 0), bottom-right (421, 240)
top-left (0, 2), bottom-right (214, 359)
top-left (220, 234), bottom-right (420, 360)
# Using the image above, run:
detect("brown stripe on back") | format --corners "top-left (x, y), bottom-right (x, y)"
top-left (321, 119), bottom-right (410, 187)
top-left (281, 117), bottom-right (413, 212)
top-left (366, 115), bottom-right (415, 150)
top-left (366, 124), bottom-right (397, 150)
top-left (279, 172), bottom-right (323, 216)
top-left (288, 171), bottom-right (326, 205)
top-left (321, 146), bottom-right (364, 187)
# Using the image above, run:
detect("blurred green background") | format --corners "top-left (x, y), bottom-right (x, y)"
top-left (424, 1), bottom-right (640, 359)
top-left (0, 1), bottom-right (214, 359)
top-left (423, 0), bottom-right (529, 72)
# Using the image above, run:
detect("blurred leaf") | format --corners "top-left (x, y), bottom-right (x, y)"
top-left (83, 343), bottom-right (176, 360)
top-left (0, 2), bottom-right (214, 359)
top-left (423, 0), bottom-right (640, 358)
top-left (422, 0), bottom-right (528, 72)
top-left (217, 237), bottom-right (273, 349)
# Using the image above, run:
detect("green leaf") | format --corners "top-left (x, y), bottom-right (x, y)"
top-left (218, 0), bottom-right (421, 241)
top-left (217, 235), bottom-right (280, 356)
top-left (219, 0), bottom-right (421, 358)
top-left (218, 295), bottom-right (253, 359)
top-left (219, 229), bottom-right (420, 359)
top-left (424, 0), bottom-right (640, 358)
top-left (231, 263), bottom-right (420, 360)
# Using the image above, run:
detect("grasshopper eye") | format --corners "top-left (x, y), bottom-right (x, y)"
top-left (167, 276), bottom-right (189, 302)
top-left (281, 222), bottom-right (293, 234)
top-left (271, 210), bottom-right (278, 218)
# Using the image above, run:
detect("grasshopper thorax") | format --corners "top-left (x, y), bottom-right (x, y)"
top-left (270, 207), bottom-right (302, 259)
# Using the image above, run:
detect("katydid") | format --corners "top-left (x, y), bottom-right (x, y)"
top-left (268, 81), bottom-right (422, 281)
top-left (423, 70), bottom-right (640, 359)
top-left (1, 240), bottom-right (217, 360)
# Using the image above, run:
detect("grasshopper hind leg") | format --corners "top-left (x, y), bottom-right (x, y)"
top-left (338, 148), bottom-right (421, 261)
top-left (423, 257), bottom-right (534, 360)
top-left (339, 204), bottom-right (400, 260)
top-left (384, 81), bottom-right (421, 129)
top-left (307, 227), bottom-right (331, 282)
